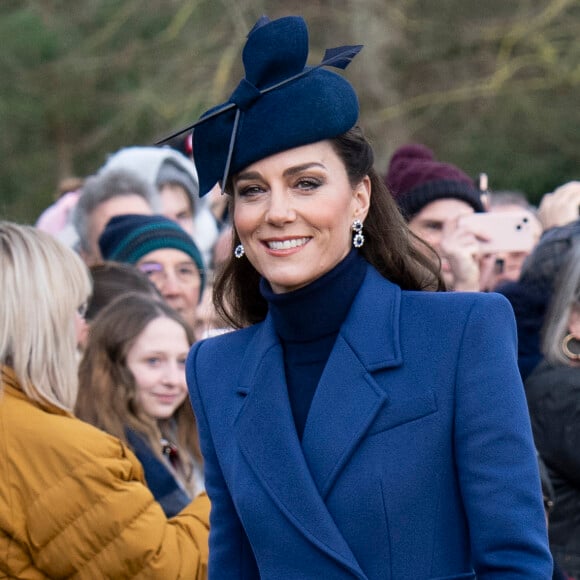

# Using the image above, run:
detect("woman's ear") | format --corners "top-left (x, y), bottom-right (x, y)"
top-left (353, 175), bottom-right (371, 221)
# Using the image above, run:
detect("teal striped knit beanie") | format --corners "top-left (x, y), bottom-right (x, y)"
top-left (98, 214), bottom-right (205, 294)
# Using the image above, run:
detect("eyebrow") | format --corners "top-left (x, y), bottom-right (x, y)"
top-left (235, 162), bottom-right (326, 183)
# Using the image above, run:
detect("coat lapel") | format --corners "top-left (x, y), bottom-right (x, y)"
top-left (301, 268), bottom-right (403, 498)
top-left (234, 316), bottom-right (366, 578)
top-left (233, 267), bottom-right (403, 578)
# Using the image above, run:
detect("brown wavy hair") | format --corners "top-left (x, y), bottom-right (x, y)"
top-left (213, 126), bottom-right (444, 328)
top-left (75, 292), bottom-right (201, 467)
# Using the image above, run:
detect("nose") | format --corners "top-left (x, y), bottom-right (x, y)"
top-left (158, 269), bottom-right (182, 297)
top-left (162, 361), bottom-right (184, 388)
top-left (265, 188), bottom-right (295, 225)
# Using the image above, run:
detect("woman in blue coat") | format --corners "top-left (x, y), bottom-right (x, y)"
top-left (178, 14), bottom-right (552, 579)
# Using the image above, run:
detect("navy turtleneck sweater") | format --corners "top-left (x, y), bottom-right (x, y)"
top-left (260, 249), bottom-right (367, 440)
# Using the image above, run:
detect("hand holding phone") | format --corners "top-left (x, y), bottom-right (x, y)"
top-left (458, 211), bottom-right (536, 254)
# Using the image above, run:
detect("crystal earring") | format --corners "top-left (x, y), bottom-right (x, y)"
top-left (234, 244), bottom-right (245, 259)
top-left (352, 219), bottom-right (364, 248)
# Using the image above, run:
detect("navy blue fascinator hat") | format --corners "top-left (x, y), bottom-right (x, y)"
top-left (159, 15), bottom-right (362, 196)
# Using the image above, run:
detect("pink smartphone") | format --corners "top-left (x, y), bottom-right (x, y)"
top-left (458, 211), bottom-right (536, 254)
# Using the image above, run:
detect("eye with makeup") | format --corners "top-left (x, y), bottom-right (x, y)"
top-left (293, 176), bottom-right (323, 191)
top-left (236, 183), bottom-right (265, 198)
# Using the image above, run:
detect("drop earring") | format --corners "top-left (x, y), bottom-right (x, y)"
top-left (234, 244), bottom-right (245, 259)
top-left (352, 219), bottom-right (364, 248)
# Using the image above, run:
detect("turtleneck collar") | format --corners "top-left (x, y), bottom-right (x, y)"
top-left (260, 249), bottom-right (367, 343)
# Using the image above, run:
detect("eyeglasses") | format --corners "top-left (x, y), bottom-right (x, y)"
top-left (138, 261), bottom-right (201, 287)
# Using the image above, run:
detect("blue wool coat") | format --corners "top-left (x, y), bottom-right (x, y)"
top-left (186, 265), bottom-right (552, 579)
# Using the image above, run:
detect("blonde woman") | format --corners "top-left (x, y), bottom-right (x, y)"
top-left (0, 221), bottom-right (208, 579)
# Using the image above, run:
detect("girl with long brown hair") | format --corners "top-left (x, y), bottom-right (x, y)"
top-left (76, 292), bottom-right (204, 517)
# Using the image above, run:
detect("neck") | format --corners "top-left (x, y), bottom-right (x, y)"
top-left (261, 249), bottom-right (367, 341)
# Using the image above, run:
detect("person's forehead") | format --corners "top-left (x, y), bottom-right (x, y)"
top-left (138, 247), bottom-right (195, 266)
top-left (160, 185), bottom-right (192, 210)
top-left (97, 194), bottom-right (152, 218)
top-left (235, 140), bottom-right (339, 177)
top-left (91, 196), bottom-right (152, 237)
top-left (415, 198), bottom-right (474, 221)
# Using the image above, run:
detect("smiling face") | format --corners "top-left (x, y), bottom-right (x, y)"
top-left (125, 316), bottom-right (189, 420)
top-left (232, 141), bottom-right (370, 294)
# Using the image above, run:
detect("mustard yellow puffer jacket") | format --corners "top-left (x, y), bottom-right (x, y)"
top-left (0, 367), bottom-right (209, 579)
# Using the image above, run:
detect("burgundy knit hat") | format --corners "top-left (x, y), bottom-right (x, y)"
top-left (385, 143), bottom-right (484, 220)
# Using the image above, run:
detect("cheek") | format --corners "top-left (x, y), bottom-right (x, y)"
top-left (423, 230), bottom-right (441, 247)
top-left (150, 280), bottom-right (164, 296)
top-left (176, 387), bottom-right (188, 406)
top-left (188, 287), bottom-right (201, 304)
top-left (306, 197), bottom-right (353, 239)
top-left (408, 222), bottom-right (425, 242)
top-left (179, 218), bottom-right (195, 236)
top-left (127, 365), bottom-right (149, 393)
top-left (233, 205), bottom-right (256, 241)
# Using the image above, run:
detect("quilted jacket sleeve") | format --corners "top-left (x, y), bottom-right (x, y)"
top-left (25, 445), bottom-right (209, 579)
